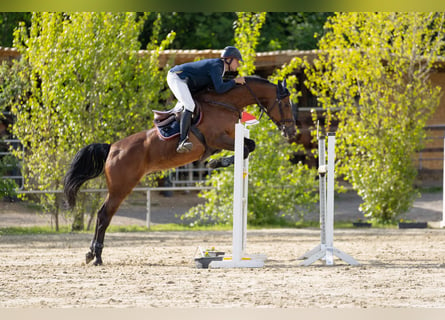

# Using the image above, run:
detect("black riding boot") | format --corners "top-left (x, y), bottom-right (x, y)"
top-left (176, 110), bottom-right (193, 153)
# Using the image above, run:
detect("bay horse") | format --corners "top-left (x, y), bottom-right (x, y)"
top-left (63, 76), bottom-right (297, 265)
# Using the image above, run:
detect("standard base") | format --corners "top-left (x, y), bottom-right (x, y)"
top-left (209, 254), bottom-right (266, 268)
top-left (298, 244), bottom-right (359, 266)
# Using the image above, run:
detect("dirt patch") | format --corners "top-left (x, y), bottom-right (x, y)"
top-left (0, 229), bottom-right (445, 308)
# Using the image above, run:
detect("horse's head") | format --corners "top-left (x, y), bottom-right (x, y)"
top-left (245, 78), bottom-right (297, 141)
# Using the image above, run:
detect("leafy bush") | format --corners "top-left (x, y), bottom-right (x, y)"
top-left (0, 155), bottom-right (17, 199)
top-left (305, 12), bottom-right (444, 223)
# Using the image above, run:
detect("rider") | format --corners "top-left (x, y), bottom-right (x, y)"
top-left (167, 46), bottom-right (246, 153)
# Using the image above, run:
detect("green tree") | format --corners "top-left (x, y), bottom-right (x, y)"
top-left (305, 12), bottom-right (444, 223)
top-left (10, 12), bottom-right (174, 230)
top-left (258, 12), bottom-right (333, 51)
top-left (0, 12), bottom-right (330, 51)
top-left (138, 12), bottom-right (330, 51)
top-left (0, 56), bottom-right (31, 200)
top-left (234, 12), bottom-right (266, 76)
top-left (0, 155), bottom-right (18, 199)
top-left (139, 12), bottom-right (236, 50)
top-left (0, 13), bottom-right (31, 47)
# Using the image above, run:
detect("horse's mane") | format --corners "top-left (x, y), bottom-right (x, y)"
top-left (244, 75), bottom-right (273, 85)
top-left (195, 76), bottom-right (274, 99)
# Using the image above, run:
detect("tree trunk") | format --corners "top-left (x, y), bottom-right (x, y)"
top-left (71, 196), bottom-right (85, 231)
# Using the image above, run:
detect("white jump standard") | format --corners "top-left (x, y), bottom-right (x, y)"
top-left (210, 122), bottom-right (266, 268)
top-left (299, 132), bottom-right (359, 266)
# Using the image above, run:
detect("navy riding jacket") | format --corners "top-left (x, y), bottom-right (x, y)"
top-left (169, 58), bottom-right (236, 94)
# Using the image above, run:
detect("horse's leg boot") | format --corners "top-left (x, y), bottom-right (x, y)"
top-left (207, 156), bottom-right (234, 169)
top-left (92, 242), bottom-right (104, 266)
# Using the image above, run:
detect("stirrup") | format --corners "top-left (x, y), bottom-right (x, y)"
top-left (176, 139), bottom-right (193, 153)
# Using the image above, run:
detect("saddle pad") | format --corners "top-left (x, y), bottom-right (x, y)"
top-left (154, 102), bottom-right (203, 140)
top-left (155, 118), bottom-right (180, 140)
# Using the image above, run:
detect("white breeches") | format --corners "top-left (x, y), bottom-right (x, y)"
top-left (167, 71), bottom-right (196, 112)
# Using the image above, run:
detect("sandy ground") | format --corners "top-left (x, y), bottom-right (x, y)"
top-left (0, 229), bottom-right (445, 308)
top-left (1, 189), bottom-right (445, 308)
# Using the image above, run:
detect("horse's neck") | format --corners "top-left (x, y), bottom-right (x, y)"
top-left (198, 83), bottom-right (269, 109)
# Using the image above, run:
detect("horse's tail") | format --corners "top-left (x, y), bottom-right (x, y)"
top-left (63, 143), bottom-right (111, 209)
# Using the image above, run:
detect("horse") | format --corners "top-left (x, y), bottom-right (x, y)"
top-left (63, 76), bottom-right (297, 266)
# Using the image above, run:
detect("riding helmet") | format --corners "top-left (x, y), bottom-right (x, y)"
top-left (221, 46), bottom-right (244, 62)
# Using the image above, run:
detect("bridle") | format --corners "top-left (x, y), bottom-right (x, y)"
top-left (203, 81), bottom-right (295, 131)
top-left (244, 82), bottom-right (295, 131)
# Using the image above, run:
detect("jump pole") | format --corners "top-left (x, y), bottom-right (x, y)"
top-left (298, 132), bottom-right (359, 266)
top-left (210, 121), bottom-right (266, 268)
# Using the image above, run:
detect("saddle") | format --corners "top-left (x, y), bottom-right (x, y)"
top-left (153, 102), bottom-right (203, 140)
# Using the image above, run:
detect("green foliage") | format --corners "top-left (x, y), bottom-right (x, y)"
top-left (0, 59), bottom-right (31, 109)
top-left (0, 13), bottom-right (31, 47)
top-left (305, 12), bottom-right (445, 223)
top-left (258, 12), bottom-right (333, 51)
top-left (138, 12), bottom-right (331, 51)
top-left (0, 12), bottom-right (331, 52)
top-left (0, 155), bottom-right (17, 198)
top-left (184, 119), bottom-right (318, 226)
top-left (269, 56), bottom-right (304, 104)
top-left (234, 12), bottom-right (266, 76)
top-left (140, 12), bottom-right (236, 50)
top-left (7, 12), bottom-right (174, 229)
top-left (0, 59), bottom-right (28, 199)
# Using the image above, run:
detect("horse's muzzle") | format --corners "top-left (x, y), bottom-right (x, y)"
top-left (282, 124), bottom-right (297, 140)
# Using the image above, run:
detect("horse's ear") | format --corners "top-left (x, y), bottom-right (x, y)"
top-left (277, 78), bottom-right (290, 99)
top-left (277, 80), bottom-right (283, 91)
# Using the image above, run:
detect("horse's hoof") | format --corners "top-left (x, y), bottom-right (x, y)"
top-left (86, 251), bottom-right (95, 264)
top-left (220, 157), bottom-right (234, 167)
top-left (206, 159), bottom-right (220, 169)
top-left (207, 157), bottom-right (233, 169)
top-left (93, 258), bottom-right (103, 266)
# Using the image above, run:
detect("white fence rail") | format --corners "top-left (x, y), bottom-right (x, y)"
top-left (16, 186), bottom-right (212, 229)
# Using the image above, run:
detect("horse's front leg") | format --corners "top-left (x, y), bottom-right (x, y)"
top-left (207, 137), bottom-right (255, 169)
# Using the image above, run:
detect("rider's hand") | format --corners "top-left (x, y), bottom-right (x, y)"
top-left (235, 76), bottom-right (245, 85)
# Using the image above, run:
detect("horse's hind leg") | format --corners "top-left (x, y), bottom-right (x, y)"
top-left (86, 193), bottom-right (125, 266)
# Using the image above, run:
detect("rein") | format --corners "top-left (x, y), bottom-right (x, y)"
top-left (244, 82), bottom-right (294, 128)
top-left (203, 82), bottom-right (294, 127)
top-left (202, 99), bottom-right (242, 119)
